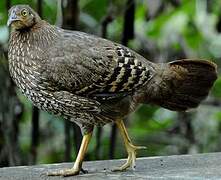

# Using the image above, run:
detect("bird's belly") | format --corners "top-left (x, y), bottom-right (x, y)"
top-left (20, 85), bottom-right (111, 126)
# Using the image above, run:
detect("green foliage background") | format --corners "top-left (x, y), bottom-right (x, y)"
top-left (1, 0), bottom-right (221, 165)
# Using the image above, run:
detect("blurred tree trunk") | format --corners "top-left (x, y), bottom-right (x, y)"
top-left (30, 107), bottom-right (39, 164)
top-left (177, 112), bottom-right (196, 154)
top-left (0, 0), bottom-right (23, 167)
top-left (62, 0), bottom-right (79, 30)
top-left (61, 0), bottom-right (82, 161)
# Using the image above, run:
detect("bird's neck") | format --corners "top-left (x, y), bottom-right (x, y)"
top-left (8, 20), bottom-right (59, 94)
top-left (8, 20), bottom-right (59, 69)
top-left (10, 20), bottom-right (59, 49)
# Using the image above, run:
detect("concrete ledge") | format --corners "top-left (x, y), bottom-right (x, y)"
top-left (1, 153), bottom-right (221, 179)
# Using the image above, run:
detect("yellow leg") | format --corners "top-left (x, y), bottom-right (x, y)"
top-left (113, 120), bottom-right (146, 171)
top-left (47, 132), bottom-right (92, 177)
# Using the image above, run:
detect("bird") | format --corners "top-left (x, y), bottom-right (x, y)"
top-left (7, 4), bottom-right (217, 176)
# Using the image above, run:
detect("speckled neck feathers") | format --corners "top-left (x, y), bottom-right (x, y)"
top-left (8, 20), bottom-right (59, 107)
top-left (8, 20), bottom-right (59, 80)
top-left (10, 21), bottom-right (59, 51)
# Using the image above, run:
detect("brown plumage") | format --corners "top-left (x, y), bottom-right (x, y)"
top-left (7, 5), bottom-right (217, 176)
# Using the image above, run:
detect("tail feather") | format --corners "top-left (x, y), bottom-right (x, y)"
top-left (145, 59), bottom-right (217, 111)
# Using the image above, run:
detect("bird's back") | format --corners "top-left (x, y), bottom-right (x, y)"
top-left (44, 28), bottom-right (156, 100)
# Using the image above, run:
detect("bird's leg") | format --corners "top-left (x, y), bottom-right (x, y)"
top-left (112, 120), bottom-right (146, 172)
top-left (47, 132), bottom-right (92, 176)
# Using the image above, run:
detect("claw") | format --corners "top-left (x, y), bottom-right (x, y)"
top-left (112, 143), bottom-right (146, 172)
top-left (80, 168), bottom-right (88, 174)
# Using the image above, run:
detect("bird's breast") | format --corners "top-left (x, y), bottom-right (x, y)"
top-left (8, 36), bottom-right (53, 109)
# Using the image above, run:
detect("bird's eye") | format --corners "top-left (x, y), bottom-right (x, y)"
top-left (21, 9), bottom-right (28, 17)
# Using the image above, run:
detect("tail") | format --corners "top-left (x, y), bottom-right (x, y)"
top-left (145, 59), bottom-right (217, 111)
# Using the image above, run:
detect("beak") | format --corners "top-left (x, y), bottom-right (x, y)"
top-left (7, 10), bottom-right (19, 26)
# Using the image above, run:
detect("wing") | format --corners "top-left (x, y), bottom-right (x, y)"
top-left (42, 29), bottom-right (155, 100)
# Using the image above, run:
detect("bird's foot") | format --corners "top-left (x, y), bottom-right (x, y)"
top-left (47, 167), bottom-right (81, 177)
top-left (112, 143), bottom-right (146, 172)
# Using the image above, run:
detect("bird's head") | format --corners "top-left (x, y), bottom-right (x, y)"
top-left (7, 5), bottom-right (41, 30)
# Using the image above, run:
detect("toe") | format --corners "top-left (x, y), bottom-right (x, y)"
top-left (131, 144), bottom-right (147, 150)
top-left (112, 165), bottom-right (129, 172)
top-left (63, 169), bottom-right (80, 177)
top-left (47, 168), bottom-right (80, 176)
top-left (112, 143), bottom-right (145, 172)
top-left (47, 169), bottom-right (66, 176)
top-left (136, 146), bottom-right (147, 150)
top-left (131, 153), bottom-right (136, 170)
top-left (112, 155), bottom-right (132, 172)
